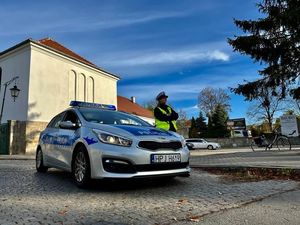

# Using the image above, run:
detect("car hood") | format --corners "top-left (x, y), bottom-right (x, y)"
top-left (86, 123), bottom-right (181, 141)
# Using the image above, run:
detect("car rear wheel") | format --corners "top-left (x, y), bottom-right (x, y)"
top-left (36, 148), bottom-right (48, 173)
top-left (207, 145), bottom-right (214, 150)
top-left (72, 146), bottom-right (91, 188)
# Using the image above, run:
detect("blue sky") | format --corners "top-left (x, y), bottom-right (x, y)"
top-left (0, 0), bottom-right (263, 121)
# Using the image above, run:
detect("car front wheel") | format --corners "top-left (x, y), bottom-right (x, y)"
top-left (207, 145), bottom-right (214, 150)
top-left (36, 148), bottom-right (48, 173)
top-left (72, 146), bottom-right (91, 188)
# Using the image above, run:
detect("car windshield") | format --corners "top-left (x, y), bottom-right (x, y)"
top-left (78, 108), bottom-right (151, 127)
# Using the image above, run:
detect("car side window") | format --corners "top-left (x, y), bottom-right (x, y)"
top-left (197, 140), bottom-right (203, 143)
top-left (47, 113), bottom-right (65, 128)
top-left (47, 117), bottom-right (56, 128)
top-left (62, 110), bottom-right (79, 124)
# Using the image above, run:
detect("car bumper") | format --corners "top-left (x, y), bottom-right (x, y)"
top-left (87, 142), bottom-right (190, 179)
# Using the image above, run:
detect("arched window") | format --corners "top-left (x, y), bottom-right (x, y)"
top-left (87, 76), bottom-right (94, 102)
top-left (68, 70), bottom-right (76, 101)
top-left (78, 73), bottom-right (86, 101)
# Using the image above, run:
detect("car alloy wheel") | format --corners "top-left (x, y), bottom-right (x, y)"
top-left (36, 150), bottom-right (42, 167)
top-left (36, 148), bottom-right (48, 173)
top-left (74, 152), bottom-right (87, 183)
top-left (73, 147), bottom-right (91, 187)
top-left (207, 145), bottom-right (214, 150)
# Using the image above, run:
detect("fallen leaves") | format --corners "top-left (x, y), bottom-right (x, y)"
top-left (58, 209), bottom-right (68, 215)
top-left (187, 215), bottom-right (202, 222)
top-left (203, 167), bottom-right (300, 182)
top-left (57, 205), bottom-right (69, 215)
top-left (176, 198), bottom-right (189, 204)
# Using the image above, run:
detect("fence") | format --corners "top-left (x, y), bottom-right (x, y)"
top-left (0, 120), bottom-right (48, 155)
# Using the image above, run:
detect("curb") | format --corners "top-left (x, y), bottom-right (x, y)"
top-left (191, 165), bottom-right (300, 171)
top-left (0, 155), bottom-right (35, 160)
top-left (190, 165), bottom-right (300, 170)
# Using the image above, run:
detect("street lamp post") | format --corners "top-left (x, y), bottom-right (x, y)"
top-left (0, 76), bottom-right (20, 124)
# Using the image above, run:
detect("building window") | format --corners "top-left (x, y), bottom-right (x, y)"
top-left (78, 73), bottom-right (86, 101)
top-left (87, 76), bottom-right (94, 102)
top-left (68, 70), bottom-right (76, 101)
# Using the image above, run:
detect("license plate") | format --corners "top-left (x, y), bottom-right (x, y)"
top-left (151, 154), bottom-right (181, 163)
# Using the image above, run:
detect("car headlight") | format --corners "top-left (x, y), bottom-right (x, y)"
top-left (93, 130), bottom-right (132, 147)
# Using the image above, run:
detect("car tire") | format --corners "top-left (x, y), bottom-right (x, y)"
top-left (72, 146), bottom-right (91, 188)
top-left (36, 148), bottom-right (48, 173)
top-left (207, 145), bottom-right (214, 150)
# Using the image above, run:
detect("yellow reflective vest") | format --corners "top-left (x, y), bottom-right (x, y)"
top-left (155, 106), bottom-right (178, 131)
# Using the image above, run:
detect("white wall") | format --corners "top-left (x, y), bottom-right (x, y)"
top-left (0, 45), bottom-right (31, 123)
top-left (28, 43), bottom-right (118, 122)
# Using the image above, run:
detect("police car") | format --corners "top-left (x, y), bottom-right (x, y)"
top-left (36, 101), bottom-right (190, 187)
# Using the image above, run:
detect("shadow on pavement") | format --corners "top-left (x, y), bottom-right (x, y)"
top-left (33, 169), bottom-right (186, 193)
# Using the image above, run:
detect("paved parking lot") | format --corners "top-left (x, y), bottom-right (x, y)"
top-left (0, 160), bottom-right (299, 225)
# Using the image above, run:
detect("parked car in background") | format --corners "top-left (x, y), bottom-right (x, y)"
top-left (232, 130), bottom-right (252, 138)
top-left (185, 138), bottom-right (221, 150)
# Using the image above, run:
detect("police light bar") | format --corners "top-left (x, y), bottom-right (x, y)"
top-left (70, 101), bottom-right (116, 110)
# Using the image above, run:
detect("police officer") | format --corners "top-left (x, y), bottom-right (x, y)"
top-left (154, 91), bottom-right (178, 132)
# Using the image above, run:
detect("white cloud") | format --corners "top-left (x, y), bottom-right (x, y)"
top-left (89, 11), bottom-right (188, 30)
top-left (107, 49), bottom-right (230, 66)
top-left (0, 9), bottom-right (189, 36)
top-left (181, 105), bottom-right (199, 111)
top-left (98, 43), bottom-right (231, 78)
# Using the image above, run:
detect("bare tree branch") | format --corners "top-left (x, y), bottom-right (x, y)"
top-left (198, 87), bottom-right (231, 117)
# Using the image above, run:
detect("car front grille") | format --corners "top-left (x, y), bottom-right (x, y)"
top-left (138, 141), bottom-right (182, 150)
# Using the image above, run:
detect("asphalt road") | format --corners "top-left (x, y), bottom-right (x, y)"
top-left (190, 148), bottom-right (300, 169)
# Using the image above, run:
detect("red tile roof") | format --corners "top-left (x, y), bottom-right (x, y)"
top-left (38, 38), bottom-right (95, 66)
top-left (0, 38), bottom-right (119, 79)
top-left (117, 96), bottom-right (154, 119)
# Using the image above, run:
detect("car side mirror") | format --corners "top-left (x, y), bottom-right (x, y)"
top-left (59, 121), bottom-right (78, 129)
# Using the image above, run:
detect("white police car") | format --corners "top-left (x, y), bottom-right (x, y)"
top-left (36, 101), bottom-right (190, 187)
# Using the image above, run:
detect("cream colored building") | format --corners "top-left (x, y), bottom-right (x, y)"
top-left (0, 38), bottom-right (119, 154)
top-left (0, 38), bottom-right (119, 123)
